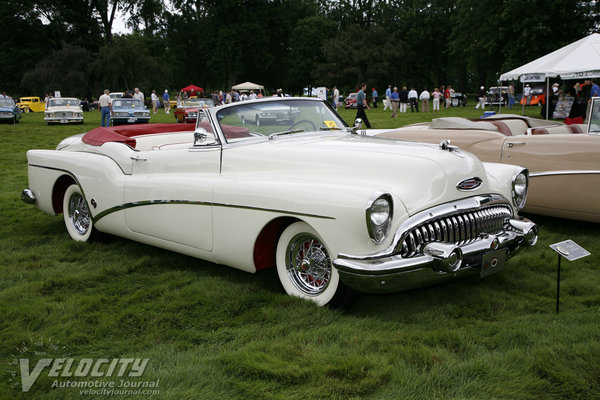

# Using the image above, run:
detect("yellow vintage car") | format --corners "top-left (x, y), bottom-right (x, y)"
top-left (17, 97), bottom-right (45, 113)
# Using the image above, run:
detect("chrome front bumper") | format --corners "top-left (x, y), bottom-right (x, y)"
top-left (333, 217), bottom-right (537, 294)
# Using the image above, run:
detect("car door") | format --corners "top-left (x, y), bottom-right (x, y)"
top-left (123, 139), bottom-right (221, 251)
top-left (500, 134), bottom-right (600, 219)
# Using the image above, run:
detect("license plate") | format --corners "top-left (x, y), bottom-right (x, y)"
top-left (128, 118), bottom-right (136, 123)
top-left (480, 249), bottom-right (507, 278)
top-left (61, 119), bottom-right (68, 124)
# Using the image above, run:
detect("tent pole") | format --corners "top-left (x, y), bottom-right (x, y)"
top-left (499, 80), bottom-right (502, 113)
top-left (546, 77), bottom-right (550, 120)
top-left (521, 81), bottom-right (525, 116)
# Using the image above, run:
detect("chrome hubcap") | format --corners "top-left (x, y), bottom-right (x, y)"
top-left (286, 234), bottom-right (331, 295)
top-left (68, 192), bottom-right (90, 235)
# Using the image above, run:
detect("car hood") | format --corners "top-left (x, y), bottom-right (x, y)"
top-left (114, 107), bottom-right (147, 112)
top-left (223, 133), bottom-right (492, 216)
top-left (0, 107), bottom-right (16, 112)
top-left (46, 106), bottom-right (82, 113)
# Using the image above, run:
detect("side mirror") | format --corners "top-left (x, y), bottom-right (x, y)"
top-left (351, 118), bottom-right (366, 135)
top-left (193, 128), bottom-right (217, 146)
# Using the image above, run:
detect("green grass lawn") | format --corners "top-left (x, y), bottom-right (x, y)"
top-left (1, 106), bottom-right (599, 399)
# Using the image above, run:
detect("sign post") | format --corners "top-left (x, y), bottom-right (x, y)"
top-left (549, 240), bottom-right (590, 313)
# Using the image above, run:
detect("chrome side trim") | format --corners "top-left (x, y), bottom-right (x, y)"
top-left (529, 170), bottom-right (600, 177)
top-left (92, 199), bottom-right (336, 224)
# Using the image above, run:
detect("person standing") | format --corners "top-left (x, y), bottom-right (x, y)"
top-left (444, 85), bottom-right (452, 108)
top-left (384, 85), bottom-right (392, 110)
top-left (333, 86), bottom-right (340, 110)
top-left (419, 88), bottom-right (430, 112)
top-left (133, 88), bottom-right (144, 103)
top-left (163, 90), bottom-right (170, 114)
top-left (372, 87), bottom-right (378, 108)
top-left (399, 86), bottom-right (409, 113)
top-left (475, 86), bottom-right (486, 110)
top-left (408, 87), bottom-right (419, 112)
top-left (591, 79), bottom-right (600, 97)
top-left (355, 83), bottom-right (372, 128)
top-left (390, 86), bottom-right (399, 118)
top-left (432, 88), bottom-right (442, 111)
top-left (98, 89), bottom-right (111, 127)
top-left (523, 84), bottom-right (531, 104)
top-left (151, 90), bottom-right (159, 114)
top-left (507, 83), bottom-right (515, 109)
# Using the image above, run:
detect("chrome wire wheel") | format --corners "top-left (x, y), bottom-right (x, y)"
top-left (286, 233), bottom-right (331, 296)
top-left (68, 192), bottom-right (90, 235)
top-left (63, 184), bottom-right (94, 242)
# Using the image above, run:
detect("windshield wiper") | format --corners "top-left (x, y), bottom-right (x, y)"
top-left (268, 129), bottom-right (304, 140)
top-left (320, 126), bottom-right (343, 131)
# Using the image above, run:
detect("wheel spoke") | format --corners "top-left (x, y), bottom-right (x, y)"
top-left (286, 234), bottom-right (331, 295)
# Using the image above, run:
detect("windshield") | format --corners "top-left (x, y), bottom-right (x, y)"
top-left (0, 99), bottom-right (15, 107)
top-left (49, 98), bottom-right (79, 107)
top-left (183, 98), bottom-right (214, 107)
top-left (588, 98), bottom-right (600, 133)
top-left (113, 99), bottom-right (144, 108)
top-left (215, 99), bottom-right (348, 142)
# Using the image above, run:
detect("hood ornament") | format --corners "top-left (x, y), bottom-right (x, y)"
top-left (439, 139), bottom-right (458, 152)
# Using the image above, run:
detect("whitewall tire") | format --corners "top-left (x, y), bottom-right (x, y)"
top-left (63, 184), bottom-right (93, 242)
top-left (276, 221), bottom-right (353, 306)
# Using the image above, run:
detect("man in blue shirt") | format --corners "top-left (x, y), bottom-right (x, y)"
top-left (384, 85), bottom-right (392, 110)
top-left (591, 79), bottom-right (600, 98)
top-left (163, 90), bottom-right (170, 114)
top-left (356, 83), bottom-right (372, 128)
top-left (372, 87), bottom-right (378, 108)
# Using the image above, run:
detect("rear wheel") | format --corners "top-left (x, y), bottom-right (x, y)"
top-left (276, 222), bottom-right (356, 307)
top-left (63, 184), bottom-right (94, 242)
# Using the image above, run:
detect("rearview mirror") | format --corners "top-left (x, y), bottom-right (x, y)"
top-left (193, 128), bottom-right (217, 146)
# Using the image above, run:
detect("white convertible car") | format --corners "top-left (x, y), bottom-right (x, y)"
top-left (23, 98), bottom-right (537, 306)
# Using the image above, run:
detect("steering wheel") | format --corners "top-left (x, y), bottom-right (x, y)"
top-left (289, 119), bottom-right (316, 132)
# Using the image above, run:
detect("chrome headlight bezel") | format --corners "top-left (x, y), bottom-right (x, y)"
top-left (512, 168), bottom-right (529, 210)
top-left (366, 193), bottom-right (393, 244)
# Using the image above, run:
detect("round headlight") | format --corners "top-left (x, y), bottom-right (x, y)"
top-left (370, 198), bottom-right (391, 226)
top-left (512, 170), bottom-right (529, 209)
top-left (366, 194), bottom-right (393, 243)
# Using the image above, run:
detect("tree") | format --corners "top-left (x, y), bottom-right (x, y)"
top-left (21, 43), bottom-right (92, 97)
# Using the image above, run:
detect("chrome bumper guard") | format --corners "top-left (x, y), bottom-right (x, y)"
top-left (21, 188), bottom-right (36, 204)
top-left (333, 217), bottom-right (537, 294)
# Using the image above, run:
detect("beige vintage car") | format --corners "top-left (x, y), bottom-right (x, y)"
top-left (376, 113), bottom-right (599, 223)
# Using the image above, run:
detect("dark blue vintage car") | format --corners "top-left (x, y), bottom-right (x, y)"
top-left (0, 98), bottom-right (22, 124)
top-left (110, 98), bottom-right (150, 125)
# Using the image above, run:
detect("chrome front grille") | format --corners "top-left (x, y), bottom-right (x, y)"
top-left (60, 112), bottom-right (73, 117)
top-left (399, 206), bottom-right (512, 258)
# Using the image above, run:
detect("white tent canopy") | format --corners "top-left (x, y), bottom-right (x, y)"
top-left (500, 33), bottom-right (600, 81)
top-left (231, 81), bottom-right (264, 91)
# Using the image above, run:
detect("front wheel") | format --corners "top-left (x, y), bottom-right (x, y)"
top-left (23, 107), bottom-right (30, 113)
top-left (276, 222), bottom-right (355, 307)
top-left (63, 184), bottom-right (94, 242)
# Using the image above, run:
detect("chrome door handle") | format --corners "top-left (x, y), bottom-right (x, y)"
top-left (506, 142), bottom-right (526, 148)
top-left (130, 154), bottom-right (148, 161)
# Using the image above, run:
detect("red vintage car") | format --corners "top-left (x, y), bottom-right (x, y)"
top-left (520, 88), bottom-right (546, 106)
top-left (344, 93), bottom-right (359, 109)
top-left (173, 98), bottom-right (216, 123)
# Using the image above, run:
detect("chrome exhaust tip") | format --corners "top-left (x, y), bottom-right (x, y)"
top-left (21, 188), bottom-right (36, 204)
top-left (423, 242), bottom-right (463, 273)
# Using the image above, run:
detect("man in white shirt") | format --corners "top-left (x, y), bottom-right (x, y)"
top-left (419, 89), bottom-right (430, 112)
top-left (333, 86), bottom-right (340, 110)
top-left (133, 88), bottom-right (144, 103)
top-left (98, 89), bottom-right (112, 127)
top-left (408, 88), bottom-right (419, 112)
